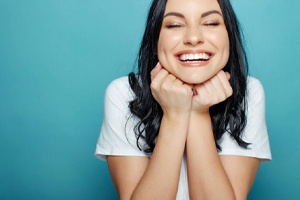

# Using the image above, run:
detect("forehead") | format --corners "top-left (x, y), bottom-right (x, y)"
top-left (164, 0), bottom-right (222, 14)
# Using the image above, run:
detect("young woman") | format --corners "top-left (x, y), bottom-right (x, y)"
top-left (95, 0), bottom-right (271, 199)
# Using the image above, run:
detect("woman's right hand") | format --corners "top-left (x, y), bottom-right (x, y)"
top-left (150, 63), bottom-right (193, 116)
top-left (108, 63), bottom-right (193, 200)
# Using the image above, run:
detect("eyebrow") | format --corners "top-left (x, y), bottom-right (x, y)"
top-left (164, 12), bottom-right (184, 19)
top-left (201, 10), bottom-right (223, 18)
top-left (164, 10), bottom-right (223, 19)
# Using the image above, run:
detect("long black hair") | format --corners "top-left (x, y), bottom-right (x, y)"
top-left (128, 0), bottom-right (249, 153)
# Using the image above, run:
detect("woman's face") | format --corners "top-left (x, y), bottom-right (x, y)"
top-left (157, 0), bottom-right (229, 84)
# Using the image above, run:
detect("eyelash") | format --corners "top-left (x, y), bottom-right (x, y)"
top-left (165, 24), bottom-right (183, 29)
top-left (204, 22), bottom-right (220, 26)
top-left (165, 21), bottom-right (220, 29)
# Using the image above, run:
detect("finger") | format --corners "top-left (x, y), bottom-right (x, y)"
top-left (193, 83), bottom-right (208, 98)
top-left (217, 71), bottom-right (233, 97)
top-left (164, 73), bottom-right (177, 83)
top-left (202, 78), bottom-right (214, 95)
top-left (210, 73), bottom-right (230, 101)
top-left (192, 88), bottom-right (198, 96)
top-left (150, 62), bottom-right (162, 81)
top-left (225, 71), bottom-right (230, 80)
top-left (150, 67), bottom-right (169, 90)
top-left (193, 71), bottom-right (222, 96)
top-left (210, 74), bottom-right (225, 93)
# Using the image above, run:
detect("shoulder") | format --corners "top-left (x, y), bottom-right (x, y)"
top-left (105, 76), bottom-right (135, 103)
top-left (102, 76), bottom-right (135, 125)
top-left (245, 76), bottom-right (271, 160)
top-left (219, 76), bottom-right (272, 161)
top-left (108, 76), bottom-right (130, 87)
top-left (245, 76), bottom-right (267, 128)
top-left (106, 76), bottom-right (132, 95)
top-left (247, 76), bottom-right (264, 94)
top-left (246, 76), bottom-right (265, 109)
top-left (96, 76), bottom-right (147, 160)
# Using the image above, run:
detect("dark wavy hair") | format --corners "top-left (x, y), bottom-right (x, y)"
top-left (128, 0), bottom-right (249, 153)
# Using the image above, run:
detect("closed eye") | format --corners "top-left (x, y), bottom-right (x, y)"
top-left (204, 22), bottom-right (220, 26)
top-left (165, 23), bottom-right (183, 29)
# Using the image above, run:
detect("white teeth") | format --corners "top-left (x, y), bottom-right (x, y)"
top-left (179, 53), bottom-right (210, 61)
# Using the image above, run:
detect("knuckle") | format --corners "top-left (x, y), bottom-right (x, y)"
top-left (183, 87), bottom-right (192, 96)
top-left (161, 82), bottom-right (169, 93)
top-left (150, 81), bottom-right (158, 91)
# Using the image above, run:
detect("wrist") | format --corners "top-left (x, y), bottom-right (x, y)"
top-left (191, 110), bottom-right (210, 118)
top-left (189, 111), bottom-right (212, 130)
top-left (163, 110), bottom-right (191, 122)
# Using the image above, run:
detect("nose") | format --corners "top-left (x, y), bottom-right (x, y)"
top-left (183, 26), bottom-right (204, 46)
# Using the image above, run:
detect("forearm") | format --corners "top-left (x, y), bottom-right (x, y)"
top-left (186, 112), bottom-right (235, 200)
top-left (131, 113), bottom-right (189, 200)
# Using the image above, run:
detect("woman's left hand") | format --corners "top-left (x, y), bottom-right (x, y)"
top-left (191, 70), bottom-right (233, 114)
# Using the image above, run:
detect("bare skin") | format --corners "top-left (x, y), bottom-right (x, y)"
top-left (107, 0), bottom-right (260, 198)
top-left (107, 64), bottom-right (259, 200)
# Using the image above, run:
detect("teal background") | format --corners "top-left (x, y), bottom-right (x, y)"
top-left (0, 0), bottom-right (299, 199)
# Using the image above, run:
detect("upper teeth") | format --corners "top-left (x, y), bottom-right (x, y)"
top-left (179, 53), bottom-right (210, 61)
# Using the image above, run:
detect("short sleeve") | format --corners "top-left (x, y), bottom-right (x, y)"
top-left (218, 77), bottom-right (272, 161)
top-left (94, 77), bottom-right (148, 161)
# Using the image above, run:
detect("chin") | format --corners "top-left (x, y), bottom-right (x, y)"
top-left (180, 75), bottom-right (210, 85)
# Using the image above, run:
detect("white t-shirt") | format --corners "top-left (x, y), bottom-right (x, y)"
top-left (95, 76), bottom-right (272, 200)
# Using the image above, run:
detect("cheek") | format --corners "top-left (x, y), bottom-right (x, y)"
top-left (219, 41), bottom-right (230, 68)
top-left (157, 39), bottom-right (165, 63)
top-left (221, 32), bottom-right (230, 54)
top-left (157, 34), bottom-right (171, 67)
top-left (223, 36), bottom-right (230, 61)
top-left (157, 40), bottom-right (163, 55)
top-left (157, 31), bottom-right (182, 53)
top-left (157, 33), bottom-right (166, 57)
top-left (206, 27), bottom-right (228, 44)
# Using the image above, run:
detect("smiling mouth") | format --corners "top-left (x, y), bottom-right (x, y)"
top-left (179, 53), bottom-right (212, 62)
